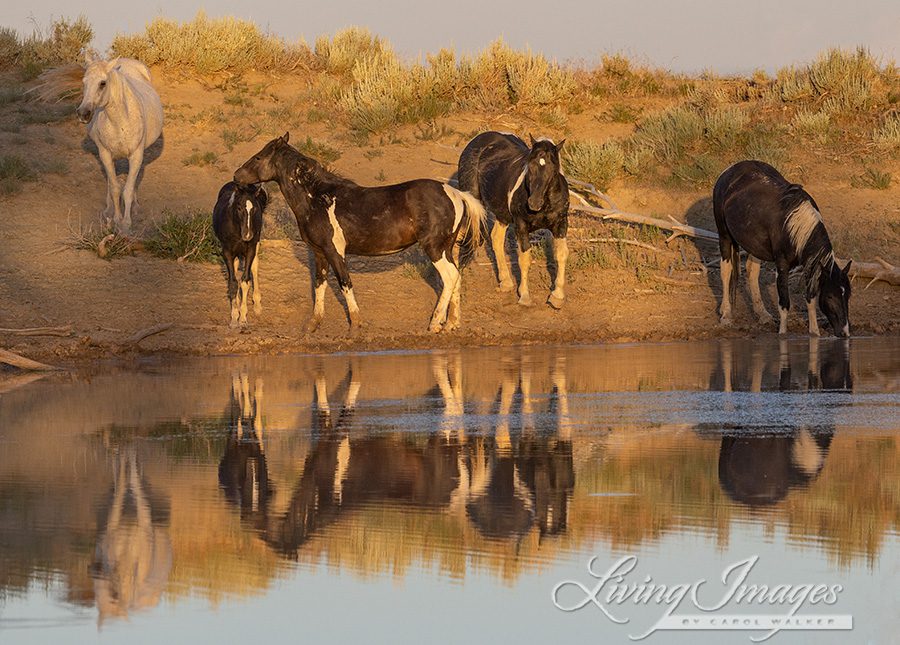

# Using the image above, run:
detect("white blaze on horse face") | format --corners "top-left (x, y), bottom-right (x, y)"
top-left (441, 185), bottom-right (465, 232)
top-left (327, 199), bottom-right (347, 257)
top-left (245, 199), bottom-right (253, 233)
top-left (539, 158), bottom-right (546, 166)
top-left (784, 201), bottom-right (822, 254)
top-left (508, 168), bottom-right (527, 211)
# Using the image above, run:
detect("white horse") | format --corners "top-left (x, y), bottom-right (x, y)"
top-left (76, 53), bottom-right (163, 234)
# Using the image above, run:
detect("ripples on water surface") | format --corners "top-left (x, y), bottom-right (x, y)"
top-left (0, 338), bottom-right (898, 644)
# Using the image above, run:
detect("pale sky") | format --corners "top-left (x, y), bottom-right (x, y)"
top-left (3, 1), bottom-right (898, 73)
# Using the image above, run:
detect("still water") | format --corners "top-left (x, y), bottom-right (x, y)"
top-left (0, 338), bottom-right (898, 644)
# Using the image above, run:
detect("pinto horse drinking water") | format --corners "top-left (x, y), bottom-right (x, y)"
top-left (713, 160), bottom-right (851, 337)
top-left (457, 132), bottom-right (570, 308)
top-left (234, 133), bottom-right (486, 333)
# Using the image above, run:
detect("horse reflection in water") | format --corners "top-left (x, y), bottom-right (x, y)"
top-left (218, 373), bottom-right (273, 530)
top-left (461, 353), bottom-right (574, 540)
top-left (717, 338), bottom-right (851, 506)
top-left (267, 357), bottom-right (463, 556)
top-left (91, 446), bottom-right (172, 624)
top-left (227, 351), bottom-right (575, 557)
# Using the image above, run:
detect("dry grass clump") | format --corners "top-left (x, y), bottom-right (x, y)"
top-left (790, 108), bottom-right (832, 144)
top-left (769, 47), bottom-right (882, 114)
top-left (0, 154), bottom-right (37, 195)
top-left (111, 12), bottom-right (312, 74)
top-left (0, 17), bottom-right (92, 78)
top-left (314, 27), bottom-right (388, 75)
top-left (146, 210), bottom-right (220, 263)
top-left (872, 112), bottom-right (900, 150)
top-left (562, 140), bottom-right (625, 191)
top-left (66, 222), bottom-right (135, 260)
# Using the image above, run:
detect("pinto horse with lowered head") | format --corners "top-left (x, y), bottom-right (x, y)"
top-left (713, 160), bottom-right (851, 337)
top-left (457, 132), bottom-right (569, 308)
top-left (234, 133), bottom-right (486, 333)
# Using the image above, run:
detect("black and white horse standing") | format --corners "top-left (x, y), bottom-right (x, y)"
top-left (212, 181), bottom-right (267, 327)
top-left (457, 132), bottom-right (570, 308)
top-left (713, 160), bottom-right (851, 337)
top-left (234, 133), bottom-right (486, 333)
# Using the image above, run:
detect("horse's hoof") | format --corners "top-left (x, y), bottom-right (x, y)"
top-left (306, 317), bottom-right (322, 334)
top-left (229, 320), bottom-right (239, 329)
top-left (254, 303), bottom-right (262, 316)
top-left (547, 293), bottom-right (565, 310)
top-left (443, 320), bottom-right (460, 332)
top-left (719, 315), bottom-right (733, 327)
top-left (428, 321), bottom-right (443, 333)
top-left (517, 294), bottom-right (533, 307)
top-left (497, 280), bottom-right (515, 293)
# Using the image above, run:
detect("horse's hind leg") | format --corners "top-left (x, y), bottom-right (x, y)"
top-left (120, 147), bottom-right (144, 235)
top-left (746, 255), bottom-right (773, 324)
top-left (97, 146), bottom-right (121, 228)
top-left (324, 248), bottom-right (361, 330)
top-left (490, 221), bottom-right (515, 293)
top-left (445, 271), bottom-right (462, 331)
top-left (718, 237), bottom-right (738, 325)
top-left (429, 251), bottom-right (460, 333)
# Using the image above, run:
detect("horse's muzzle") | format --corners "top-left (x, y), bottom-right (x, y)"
top-left (76, 108), bottom-right (92, 124)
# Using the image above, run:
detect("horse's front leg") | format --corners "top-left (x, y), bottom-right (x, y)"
top-left (224, 253), bottom-right (240, 328)
top-left (308, 249), bottom-right (328, 333)
top-left (746, 255), bottom-right (773, 324)
top-left (776, 265), bottom-right (791, 335)
top-left (120, 146), bottom-right (144, 235)
top-left (237, 248), bottom-right (253, 326)
top-left (547, 236), bottom-right (569, 309)
top-left (428, 250), bottom-right (460, 333)
top-left (97, 146), bottom-right (121, 229)
top-left (515, 226), bottom-right (533, 307)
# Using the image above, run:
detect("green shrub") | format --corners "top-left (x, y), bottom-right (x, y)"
top-left (791, 109), bottom-right (831, 143)
top-left (146, 210), bottom-right (220, 262)
top-left (0, 154), bottom-right (37, 195)
top-left (851, 167), bottom-right (892, 189)
top-left (632, 105), bottom-right (704, 162)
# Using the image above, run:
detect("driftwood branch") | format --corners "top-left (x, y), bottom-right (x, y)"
top-left (0, 348), bottom-right (62, 371)
top-left (835, 256), bottom-right (900, 288)
top-left (569, 185), bottom-right (720, 243)
top-left (0, 325), bottom-right (73, 337)
top-left (121, 323), bottom-right (175, 348)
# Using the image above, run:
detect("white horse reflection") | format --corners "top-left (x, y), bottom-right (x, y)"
top-left (92, 447), bottom-right (172, 625)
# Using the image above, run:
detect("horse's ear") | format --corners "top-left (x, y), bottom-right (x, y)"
top-left (83, 49), bottom-right (97, 65)
top-left (556, 139), bottom-right (566, 152)
top-left (528, 133), bottom-right (536, 147)
top-left (843, 259), bottom-right (852, 275)
top-left (281, 131), bottom-right (290, 143)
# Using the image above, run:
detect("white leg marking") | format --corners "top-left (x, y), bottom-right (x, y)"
top-left (746, 255), bottom-right (772, 322)
top-left (517, 247), bottom-right (533, 306)
top-left (548, 237), bottom-right (568, 308)
top-left (230, 257), bottom-right (241, 326)
top-left (343, 286), bottom-right (360, 324)
top-left (251, 244), bottom-right (261, 315)
top-left (491, 221), bottom-right (514, 292)
top-left (779, 306), bottom-right (790, 335)
top-left (333, 437), bottom-right (350, 504)
top-left (327, 199), bottom-right (346, 257)
top-left (508, 168), bottom-right (527, 211)
top-left (719, 258), bottom-right (733, 322)
top-left (121, 146), bottom-right (144, 235)
top-left (315, 374), bottom-right (330, 416)
top-left (429, 252), bottom-right (460, 332)
top-left (807, 297), bottom-right (820, 336)
top-left (314, 282), bottom-right (327, 319)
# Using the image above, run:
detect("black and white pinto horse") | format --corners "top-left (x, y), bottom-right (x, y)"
top-left (212, 181), bottom-right (267, 327)
top-left (713, 160), bottom-right (851, 337)
top-left (457, 132), bottom-right (570, 308)
top-left (235, 133), bottom-right (486, 333)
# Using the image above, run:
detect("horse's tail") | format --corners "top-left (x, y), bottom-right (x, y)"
top-left (446, 187), bottom-right (487, 265)
top-left (26, 63), bottom-right (85, 102)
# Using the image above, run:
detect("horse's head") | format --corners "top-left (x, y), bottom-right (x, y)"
top-left (234, 132), bottom-right (290, 184)
top-left (238, 184), bottom-right (267, 242)
top-left (76, 52), bottom-right (116, 124)
top-left (818, 260), bottom-right (852, 338)
top-left (524, 135), bottom-right (564, 211)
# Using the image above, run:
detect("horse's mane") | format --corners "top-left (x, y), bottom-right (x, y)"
top-left (26, 63), bottom-right (84, 102)
top-left (779, 182), bottom-right (819, 214)
top-left (282, 144), bottom-right (357, 193)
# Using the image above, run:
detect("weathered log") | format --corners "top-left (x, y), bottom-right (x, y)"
top-left (0, 325), bottom-right (74, 337)
top-left (0, 348), bottom-right (62, 371)
top-left (835, 256), bottom-right (900, 288)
